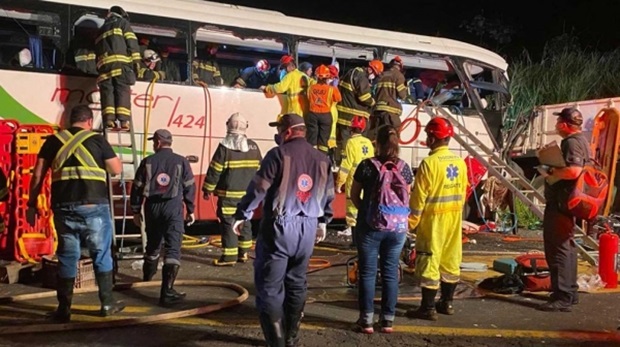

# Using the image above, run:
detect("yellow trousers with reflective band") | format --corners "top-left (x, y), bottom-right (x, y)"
top-left (329, 103), bottom-right (338, 149)
top-left (413, 210), bottom-right (462, 290)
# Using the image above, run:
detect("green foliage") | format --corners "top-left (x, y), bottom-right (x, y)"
top-left (514, 198), bottom-right (541, 230)
top-left (505, 34), bottom-right (620, 129)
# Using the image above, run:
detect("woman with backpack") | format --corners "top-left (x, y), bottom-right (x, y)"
top-left (350, 125), bottom-right (414, 334)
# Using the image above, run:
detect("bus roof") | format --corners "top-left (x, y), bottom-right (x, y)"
top-left (43, 0), bottom-right (508, 71)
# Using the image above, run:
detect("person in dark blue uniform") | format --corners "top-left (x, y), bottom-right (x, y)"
top-left (130, 129), bottom-right (196, 306)
top-left (233, 114), bottom-right (335, 347)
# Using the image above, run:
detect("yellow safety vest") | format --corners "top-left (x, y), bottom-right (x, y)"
top-left (51, 130), bottom-right (107, 183)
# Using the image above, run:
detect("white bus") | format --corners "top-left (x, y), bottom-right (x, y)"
top-left (0, 0), bottom-right (510, 221)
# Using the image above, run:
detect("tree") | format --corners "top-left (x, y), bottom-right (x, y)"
top-left (459, 11), bottom-right (516, 52)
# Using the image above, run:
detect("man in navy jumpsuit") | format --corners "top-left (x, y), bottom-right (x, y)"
top-left (234, 114), bottom-right (335, 347)
top-left (130, 129), bottom-right (196, 306)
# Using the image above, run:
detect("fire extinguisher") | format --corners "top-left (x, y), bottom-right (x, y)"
top-left (598, 232), bottom-right (619, 289)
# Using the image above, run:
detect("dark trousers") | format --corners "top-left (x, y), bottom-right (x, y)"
top-left (305, 111), bottom-right (332, 153)
top-left (543, 207), bottom-right (578, 303)
top-left (98, 71), bottom-right (133, 122)
top-left (335, 123), bottom-right (352, 166)
top-left (144, 200), bottom-right (184, 265)
top-left (218, 208), bottom-right (252, 262)
top-left (254, 217), bottom-right (317, 330)
top-left (367, 111), bottom-right (402, 142)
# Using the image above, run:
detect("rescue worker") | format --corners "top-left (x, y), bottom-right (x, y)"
top-left (335, 116), bottom-right (374, 242)
top-left (137, 49), bottom-right (166, 82)
top-left (407, 117), bottom-right (467, 321)
top-left (130, 129), bottom-right (196, 306)
top-left (336, 60), bottom-right (382, 166)
top-left (26, 105), bottom-right (125, 322)
top-left (192, 43), bottom-right (223, 86)
top-left (95, 5), bottom-right (141, 131)
top-left (67, 19), bottom-right (98, 75)
top-left (233, 113), bottom-right (334, 347)
top-left (327, 64), bottom-right (340, 168)
top-left (160, 47), bottom-right (181, 82)
top-left (202, 113), bottom-right (262, 266)
top-left (260, 55), bottom-right (312, 118)
top-left (367, 56), bottom-right (408, 141)
top-left (536, 108), bottom-right (588, 312)
top-left (233, 59), bottom-right (273, 89)
top-left (306, 64), bottom-right (342, 154)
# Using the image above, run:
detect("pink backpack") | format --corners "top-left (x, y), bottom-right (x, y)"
top-left (366, 158), bottom-right (411, 233)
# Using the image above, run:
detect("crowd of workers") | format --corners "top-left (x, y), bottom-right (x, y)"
top-left (16, 5), bottom-right (588, 347)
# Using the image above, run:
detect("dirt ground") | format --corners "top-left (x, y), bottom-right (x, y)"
top-left (1, 226), bottom-right (619, 347)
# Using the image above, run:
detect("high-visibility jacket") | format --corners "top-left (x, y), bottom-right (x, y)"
top-left (137, 60), bottom-right (166, 82)
top-left (375, 66), bottom-right (408, 116)
top-left (336, 134), bottom-right (374, 226)
top-left (94, 14), bottom-right (141, 83)
top-left (337, 67), bottom-right (375, 126)
top-left (51, 130), bottom-right (107, 184)
top-left (308, 83), bottom-right (342, 114)
top-left (73, 47), bottom-right (97, 75)
top-left (409, 145), bottom-right (467, 289)
top-left (203, 141), bottom-right (262, 216)
top-left (266, 69), bottom-right (312, 117)
top-left (192, 59), bottom-right (223, 86)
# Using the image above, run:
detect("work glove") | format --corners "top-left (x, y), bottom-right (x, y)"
top-left (233, 220), bottom-right (245, 236)
top-left (185, 213), bottom-right (195, 227)
top-left (316, 223), bottom-right (327, 244)
top-left (203, 191), bottom-right (212, 200)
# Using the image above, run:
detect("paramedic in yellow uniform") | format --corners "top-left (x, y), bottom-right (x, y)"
top-left (335, 116), bottom-right (374, 245)
top-left (407, 117), bottom-right (467, 321)
top-left (261, 55), bottom-right (312, 118)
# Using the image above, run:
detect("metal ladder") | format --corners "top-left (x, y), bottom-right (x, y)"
top-left (429, 105), bottom-right (600, 266)
top-left (101, 122), bottom-right (146, 261)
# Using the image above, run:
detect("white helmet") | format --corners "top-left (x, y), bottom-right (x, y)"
top-left (226, 112), bottom-right (248, 135)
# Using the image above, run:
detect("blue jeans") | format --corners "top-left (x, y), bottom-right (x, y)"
top-left (53, 204), bottom-right (114, 278)
top-left (356, 229), bottom-right (406, 324)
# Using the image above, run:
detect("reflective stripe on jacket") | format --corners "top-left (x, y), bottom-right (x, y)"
top-left (51, 130), bottom-right (107, 183)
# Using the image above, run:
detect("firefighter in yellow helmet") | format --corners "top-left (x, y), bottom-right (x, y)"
top-left (335, 115), bottom-right (374, 245)
top-left (407, 117), bottom-right (467, 321)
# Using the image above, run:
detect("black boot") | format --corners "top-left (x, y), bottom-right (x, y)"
top-left (436, 281), bottom-right (457, 315)
top-left (407, 288), bottom-right (438, 321)
top-left (284, 306), bottom-right (304, 347)
top-left (95, 271), bottom-right (125, 317)
top-left (143, 258), bottom-right (158, 281)
top-left (259, 313), bottom-right (286, 347)
top-left (159, 264), bottom-right (186, 306)
top-left (47, 277), bottom-right (75, 323)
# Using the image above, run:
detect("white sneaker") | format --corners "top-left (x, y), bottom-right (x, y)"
top-left (337, 227), bottom-right (352, 236)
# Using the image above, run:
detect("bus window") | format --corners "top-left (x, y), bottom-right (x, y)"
top-left (194, 25), bottom-right (288, 88)
top-left (384, 50), bottom-right (454, 105)
top-left (297, 39), bottom-right (376, 79)
top-left (0, 6), bottom-right (61, 71)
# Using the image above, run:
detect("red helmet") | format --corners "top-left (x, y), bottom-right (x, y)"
top-left (256, 59), bottom-right (270, 72)
top-left (368, 59), bottom-right (384, 75)
top-left (280, 55), bottom-right (294, 66)
top-left (328, 65), bottom-right (339, 78)
top-left (315, 65), bottom-right (331, 79)
top-left (390, 55), bottom-right (404, 72)
top-left (351, 116), bottom-right (367, 131)
top-left (425, 117), bottom-right (454, 139)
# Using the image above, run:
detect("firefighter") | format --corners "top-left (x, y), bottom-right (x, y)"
top-left (202, 113), bottom-right (262, 266)
top-left (327, 64), bottom-right (340, 167)
top-left (192, 43), bottom-right (223, 86)
top-left (160, 47), bottom-right (181, 82)
top-left (367, 56), bottom-right (408, 141)
top-left (537, 108), bottom-right (588, 312)
top-left (233, 114), bottom-right (334, 347)
top-left (335, 116), bottom-right (374, 242)
top-left (336, 60), bottom-right (383, 166)
top-left (233, 59), bottom-right (274, 89)
top-left (26, 105), bottom-right (125, 322)
top-left (306, 65), bottom-right (342, 154)
top-left (137, 49), bottom-right (166, 82)
top-left (67, 18), bottom-right (98, 75)
top-left (260, 55), bottom-right (312, 118)
top-left (407, 117), bottom-right (467, 321)
top-left (95, 6), bottom-right (141, 131)
top-left (130, 129), bottom-right (196, 306)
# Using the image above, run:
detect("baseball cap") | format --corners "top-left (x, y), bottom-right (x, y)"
top-left (268, 114), bottom-right (305, 129)
top-left (148, 129), bottom-right (173, 142)
top-left (553, 107), bottom-right (583, 126)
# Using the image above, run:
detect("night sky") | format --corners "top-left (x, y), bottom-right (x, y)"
top-left (208, 0), bottom-right (620, 61)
